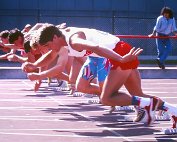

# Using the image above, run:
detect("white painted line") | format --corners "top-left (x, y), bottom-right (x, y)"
top-left (0, 128), bottom-right (121, 131)
top-left (0, 116), bottom-right (81, 118)
top-left (0, 106), bottom-right (104, 111)
top-left (0, 107), bottom-right (61, 110)
top-left (0, 96), bottom-right (176, 103)
top-left (0, 131), bottom-right (176, 140)
top-left (0, 118), bottom-right (64, 122)
top-left (0, 98), bottom-right (94, 101)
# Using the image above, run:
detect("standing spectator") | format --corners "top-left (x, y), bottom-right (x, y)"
top-left (149, 7), bottom-right (177, 69)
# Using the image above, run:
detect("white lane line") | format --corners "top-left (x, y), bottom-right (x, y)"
top-left (120, 90), bottom-right (177, 94)
top-left (0, 128), bottom-right (123, 131)
top-left (0, 98), bottom-right (95, 101)
top-left (0, 107), bottom-right (61, 109)
top-left (0, 118), bottom-right (64, 122)
top-left (142, 82), bottom-right (177, 85)
top-left (0, 97), bottom-right (176, 102)
top-left (0, 116), bottom-right (82, 118)
top-left (0, 125), bottom-right (173, 131)
top-left (0, 131), bottom-right (176, 140)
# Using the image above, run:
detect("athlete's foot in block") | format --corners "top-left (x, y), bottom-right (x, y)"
top-left (133, 107), bottom-right (146, 123)
top-left (34, 80), bottom-right (42, 92)
top-left (134, 98), bottom-right (158, 126)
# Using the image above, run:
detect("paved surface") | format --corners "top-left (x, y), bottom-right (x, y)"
top-left (0, 79), bottom-right (177, 142)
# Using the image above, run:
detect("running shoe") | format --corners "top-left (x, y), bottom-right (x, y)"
top-left (144, 97), bottom-right (158, 125)
top-left (133, 107), bottom-right (146, 122)
top-left (134, 97), bottom-right (158, 125)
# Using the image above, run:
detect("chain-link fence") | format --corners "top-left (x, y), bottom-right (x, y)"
top-left (0, 9), bottom-right (177, 57)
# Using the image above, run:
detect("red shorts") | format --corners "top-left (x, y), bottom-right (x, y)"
top-left (109, 41), bottom-right (139, 70)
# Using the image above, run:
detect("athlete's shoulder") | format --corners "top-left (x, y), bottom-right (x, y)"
top-left (58, 46), bottom-right (69, 55)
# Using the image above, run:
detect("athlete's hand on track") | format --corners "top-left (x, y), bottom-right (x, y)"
top-left (7, 54), bottom-right (18, 62)
top-left (27, 73), bottom-right (41, 81)
top-left (121, 47), bottom-right (143, 63)
top-left (21, 62), bottom-right (37, 73)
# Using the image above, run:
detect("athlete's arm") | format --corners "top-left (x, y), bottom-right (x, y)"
top-left (22, 49), bottom-right (57, 72)
top-left (1, 43), bottom-right (23, 50)
top-left (24, 23), bottom-right (47, 39)
top-left (70, 32), bottom-right (143, 63)
top-left (27, 47), bottom-right (69, 81)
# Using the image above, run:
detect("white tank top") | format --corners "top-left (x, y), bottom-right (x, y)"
top-left (64, 27), bottom-right (120, 57)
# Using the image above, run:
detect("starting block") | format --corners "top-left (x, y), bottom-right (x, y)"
top-left (155, 111), bottom-right (171, 121)
top-left (48, 79), bottom-right (64, 87)
top-left (87, 99), bottom-right (100, 104)
top-left (107, 106), bottom-right (135, 114)
top-left (155, 114), bottom-right (171, 121)
top-left (66, 92), bottom-right (84, 97)
top-left (154, 128), bottom-right (177, 135)
top-left (72, 92), bottom-right (84, 97)
top-left (115, 106), bottom-right (135, 112)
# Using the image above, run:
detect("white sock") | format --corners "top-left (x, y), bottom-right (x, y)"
top-left (139, 97), bottom-right (151, 108)
top-left (163, 102), bottom-right (177, 116)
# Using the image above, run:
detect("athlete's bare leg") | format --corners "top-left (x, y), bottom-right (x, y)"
top-left (76, 74), bottom-right (101, 95)
top-left (68, 57), bottom-right (85, 94)
top-left (100, 67), bottom-right (133, 106)
top-left (124, 69), bottom-right (153, 98)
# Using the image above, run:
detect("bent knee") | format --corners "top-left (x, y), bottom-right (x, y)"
top-left (100, 95), bottom-right (112, 106)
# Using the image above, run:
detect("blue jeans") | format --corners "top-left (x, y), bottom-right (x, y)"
top-left (156, 33), bottom-right (172, 64)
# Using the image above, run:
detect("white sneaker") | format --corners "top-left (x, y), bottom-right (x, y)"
top-left (144, 97), bottom-right (157, 125)
top-left (134, 98), bottom-right (157, 126)
top-left (133, 107), bottom-right (146, 122)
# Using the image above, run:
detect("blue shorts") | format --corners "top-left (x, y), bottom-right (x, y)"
top-left (80, 56), bottom-right (110, 82)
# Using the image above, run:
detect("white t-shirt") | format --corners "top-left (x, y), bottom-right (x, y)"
top-left (64, 27), bottom-right (120, 57)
